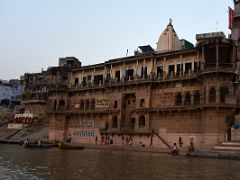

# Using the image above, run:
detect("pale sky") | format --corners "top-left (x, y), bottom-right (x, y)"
top-left (0, 0), bottom-right (234, 80)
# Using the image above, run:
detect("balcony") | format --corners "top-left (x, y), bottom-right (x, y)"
top-left (203, 63), bottom-right (234, 73)
top-left (70, 71), bottom-right (200, 91)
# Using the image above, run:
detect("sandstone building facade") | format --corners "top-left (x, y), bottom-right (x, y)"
top-left (46, 20), bottom-right (240, 148)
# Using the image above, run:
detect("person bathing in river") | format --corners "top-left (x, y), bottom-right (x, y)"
top-left (188, 142), bottom-right (195, 153)
top-left (37, 140), bottom-right (42, 148)
top-left (24, 138), bottom-right (29, 145)
top-left (171, 143), bottom-right (179, 155)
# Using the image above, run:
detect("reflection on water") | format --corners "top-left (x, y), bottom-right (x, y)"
top-left (0, 145), bottom-right (240, 180)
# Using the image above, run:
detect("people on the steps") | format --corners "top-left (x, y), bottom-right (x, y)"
top-left (178, 137), bottom-right (183, 148)
top-left (188, 142), bottom-right (195, 153)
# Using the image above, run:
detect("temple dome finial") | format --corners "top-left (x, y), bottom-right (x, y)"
top-left (157, 20), bottom-right (181, 53)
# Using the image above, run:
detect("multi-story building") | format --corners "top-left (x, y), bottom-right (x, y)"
top-left (21, 57), bottom-right (80, 122)
top-left (47, 20), bottom-right (240, 148)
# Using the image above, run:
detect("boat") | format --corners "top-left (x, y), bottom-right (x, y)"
top-left (23, 143), bottom-right (54, 149)
top-left (58, 142), bottom-right (84, 150)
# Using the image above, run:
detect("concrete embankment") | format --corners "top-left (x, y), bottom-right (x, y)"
top-left (65, 142), bottom-right (171, 154)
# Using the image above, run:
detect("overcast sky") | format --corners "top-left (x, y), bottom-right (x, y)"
top-left (0, 0), bottom-right (234, 80)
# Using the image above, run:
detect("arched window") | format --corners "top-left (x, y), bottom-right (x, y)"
top-left (85, 99), bottom-right (89, 110)
top-left (209, 87), bottom-right (216, 103)
top-left (184, 92), bottom-right (191, 106)
top-left (139, 115), bottom-right (145, 127)
top-left (194, 92), bottom-right (200, 105)
top-left (58, 100), bottom-right (65, 110)
top-left (112, 116), bottom-right (118, 128)
top-left (220, 87), bottom-right (229, 103)
top-left (53, 100), bottom-right (57, 110)
top-left (175, 93), bottom-right (182, 106)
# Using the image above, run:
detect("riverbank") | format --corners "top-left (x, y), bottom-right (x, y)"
top-left (1, 123), bottom-right (240, 160)
top-left (63, 142), bottom-right (170, 154)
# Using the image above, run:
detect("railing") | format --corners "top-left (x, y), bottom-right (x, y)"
top-left (47, 63), bottom-right (235, 91)
top-left (69, 71), bottom-right (200, 90)
top-left (204, 63), bottom-right (234, 71)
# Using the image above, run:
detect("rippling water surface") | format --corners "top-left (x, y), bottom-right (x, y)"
top-left (1, 144), bottom-right (240, 180)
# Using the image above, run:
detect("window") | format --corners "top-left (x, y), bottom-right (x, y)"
top-left (176, 64), bottom-right (183, 76)
top-left (194, 92), bottom-right (200, 105)
top-left (175, 93), bottom-right (182, 106)
top-left (140, 99), bottom-right (145, 107)
top-left (87, 75), bottom-right (92, 81)
top-left (139, 115), bottom-right (145, 127)
top-left (157, 65), bottom-right (163, 77)
top-left (58, 100), bottom-right (65, 110)
top-left (124, 69), bottom-right (134, 81)
top-left (114, 100), bottom-right (118, 109)
top-left (128, 100), bottom-right (131, 105)
top-left (185, 62), bottom-right (192, 74)
top-left (94, 75), bottom-right (103, 86)
top-left (141, 67), bottom-right (147, 78)
top-left (91, 99), bottom-right (95, 110)
top-left (115, 71), bottom-right (120, 82)
top-left (82, 77), bottom-right (87, 87)
top-left (80, 100), bottom-right (84, 110)
top-left (74, 78), bottom-right (79, 86)
top-left (220, 87), bottom-right (229, 103)
top-left (85, 99), bottom-right (90, 110)
top-left (168, 65), bottom-right (175, 76)
top-left (194, 60), bottom-right (200, 72)
top-left (184, 92), bottom-right (191, 106)
top-left (112, 116), bottom-right (118, 128)
top-left (209, 87), bottom-right (216, 103)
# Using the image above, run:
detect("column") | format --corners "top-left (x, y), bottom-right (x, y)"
top-left (216, 43), bottom-right (219, 68)
top-left (201, 46), bottom-right (205, 70)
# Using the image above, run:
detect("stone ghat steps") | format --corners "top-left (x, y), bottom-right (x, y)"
top-left (214, 141), bottom-right (240, 151)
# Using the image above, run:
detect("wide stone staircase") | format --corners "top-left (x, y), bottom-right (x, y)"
top-left (214, 141), bottom-right (240, 151)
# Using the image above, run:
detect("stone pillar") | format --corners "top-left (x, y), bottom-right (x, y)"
top-left (216, 83), bottom-right (220, 104)
top-left (216, 43), bottom-right (219, 68)
top-left (182, 93), bottom-right (185, 106)
top-left (206, 85), bottom-right (209, 104)
top-left (163, 57), bottom-right (167, 74)
top-left (191, 92), bottom-right (194, 106)
top-left (180, 55), bottom-right (183, 75)
top-left (136, 116), bottom-right (139, 130)
top-left (201, 46), bottom-right (205, 70)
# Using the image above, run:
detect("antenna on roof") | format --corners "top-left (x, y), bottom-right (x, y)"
top-left (126, 49), bottom-right (128, 56)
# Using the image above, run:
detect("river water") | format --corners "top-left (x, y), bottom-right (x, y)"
top-left (0, 145), bottom-right (240, 180)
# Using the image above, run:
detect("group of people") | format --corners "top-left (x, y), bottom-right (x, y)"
top-left (24, 138), bottom-right (42, 148)
top-left (172, 137), bottom-right (195, 154)
top-left (97, 135), bottom-right (113, 145)
top-left (122, 136), bottom-right (133, 146)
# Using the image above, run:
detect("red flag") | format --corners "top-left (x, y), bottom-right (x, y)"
top-left (229, 7), bottom-right (234, 30)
